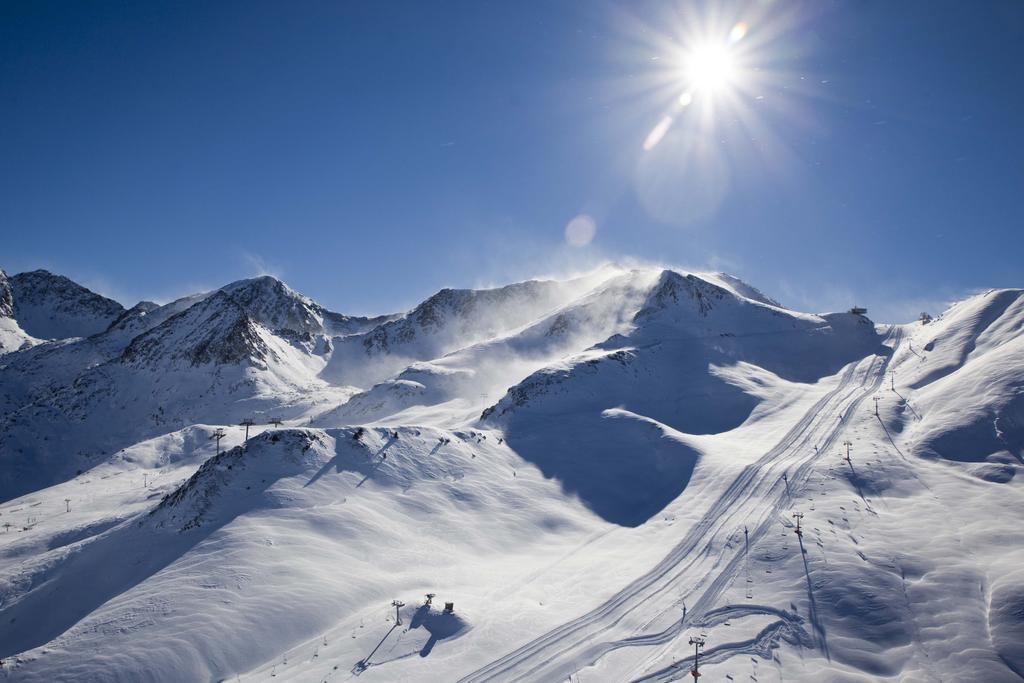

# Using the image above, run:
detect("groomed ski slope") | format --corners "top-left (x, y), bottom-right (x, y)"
top-left (458, 331), bottom-right (901, 682)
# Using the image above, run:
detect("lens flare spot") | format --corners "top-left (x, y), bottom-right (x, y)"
top-left (729, 22), bottom-right (748, 44)
top-left (678, 91), bottom-right (693, 107)
top-left (565, 214), bottom-right (597, 247)
top-left (643, 115), bottom-right (674, 151)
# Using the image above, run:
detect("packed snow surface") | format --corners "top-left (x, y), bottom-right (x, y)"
top-left (0, 265), bottom-right (1021, 682)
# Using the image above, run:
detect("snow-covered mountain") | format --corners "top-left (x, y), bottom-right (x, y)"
top-left (313, 268), bottom-right (662, 426)
top-left (219, 275), bottom-right (393, 338)
top-left (1, 265), bottom-right (1022, 683)
top-left (320, 276), bottom-right (606, 387)
top-left (7, 270), bottom-right (124, 340)
top-left (0, 274), bottom-right (378, 500)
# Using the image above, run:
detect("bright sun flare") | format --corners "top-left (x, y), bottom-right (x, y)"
top-left (685, 44), bottom-right (736, 93)
top-left (642, 19), bottom-right (754, 152)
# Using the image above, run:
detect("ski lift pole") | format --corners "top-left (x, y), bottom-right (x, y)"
top-left (240, 418), bottom-right (255, 443)
top-left (689, 635), bottom-right (705, 679)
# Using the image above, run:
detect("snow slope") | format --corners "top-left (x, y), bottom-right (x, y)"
top-left (901, 289), bottom-right (1024, 474)
top-left (0, 265), bottom-right (1022, 683)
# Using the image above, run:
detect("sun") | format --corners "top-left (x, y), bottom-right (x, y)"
top-left (684, 43), bottom-right (737, 93)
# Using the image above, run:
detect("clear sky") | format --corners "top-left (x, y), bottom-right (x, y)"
top-left (3, 1), bottom-right (1022, 321)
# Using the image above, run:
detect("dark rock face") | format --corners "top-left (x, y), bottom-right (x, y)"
top-left (0, 270), bottom-right (13, 318)
top-left (9, 270), bottom-right (124, 339)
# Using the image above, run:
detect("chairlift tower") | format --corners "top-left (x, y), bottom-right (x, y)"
top-left (210, 428), bottom-right (227, 455)
top-left (793, 512), bottom-right (804, 538)
top-left (240, 418), bottom-right (255, 443)
top-left (873, 396), bottom-right (881, 416)
top-left (842, 440), bottom-right (853, 464)
top-left (268, 417), bottom-right (284, 428)
top-left (391, 600), bottom-right (405, 625)
top-left (688, 635), bottom-right (706, 679)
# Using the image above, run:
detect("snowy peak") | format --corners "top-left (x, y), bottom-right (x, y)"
top-left (483, 269), bottom-right (884, 434)
top-left (219, 276), bottom-right (326, 337)
top-left (635, 270), bottom-right (730, 320)
top-left (121, 290), bottom-right (269, 368)
top-left (627, 269), bottom-right (828, 346)
top-left (118, 274), bottom-right (374, 369)
top-left (630, 270), bottom-right (793, 328)
top-left (216, 275), bottom-right (391, 338)
top-left (8, 269), bottom-right (124, 339)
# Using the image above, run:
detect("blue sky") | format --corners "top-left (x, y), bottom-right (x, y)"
top-left (3, 1), bottom-right (1022, 321)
